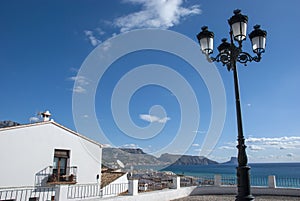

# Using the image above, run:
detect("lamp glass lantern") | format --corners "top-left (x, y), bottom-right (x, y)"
top-left (197, 26), bottom-right (214, 55)
top-left (217, 38), bottom-right (231, 65)
top-left (217, 38), bottom-right (231, 53)
top-left (249, 25), bottom-right (267, 54)
top-left (228, 9), bottom-right (248, 42)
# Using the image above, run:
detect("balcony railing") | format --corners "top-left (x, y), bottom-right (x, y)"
top-left (46, 166), bottom-right (77, 185)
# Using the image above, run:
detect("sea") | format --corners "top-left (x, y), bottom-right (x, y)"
top-left (161, 163), bottom-right (300, 178)
top-left (160, 163), bottom-right (300, 188)
top-left (134, 163), bottom-right (300, 187)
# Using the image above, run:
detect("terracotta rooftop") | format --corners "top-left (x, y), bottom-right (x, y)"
top-left (101, 169), bottom-right (127, 188)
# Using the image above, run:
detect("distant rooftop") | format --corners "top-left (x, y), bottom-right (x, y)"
top-left (0, 120), bottom-right (20, 128)
top-left (101, 168), bottom-right (126, 188)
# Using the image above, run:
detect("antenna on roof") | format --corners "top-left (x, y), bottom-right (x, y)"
top-left (29, 111), bottom-right (42, 123)
top-left (117, 160), bottom-right (125, 169)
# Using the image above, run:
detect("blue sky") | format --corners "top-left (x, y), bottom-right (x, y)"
top-left (1, 0), bottom-right (300, 163)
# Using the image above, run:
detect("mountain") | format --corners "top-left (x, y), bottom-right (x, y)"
top-left (159, 153), bottom-right (218, 165)
top-left (120, 148), bottom-right (146, 154)
top-left (102, 148), bottom-right (167, 167)
top-left (102, 148), bottom-right (218, 168)
top-left (223, 157), bottom-right (238, 165)
top-left (0, 120), bottom-right (20, 128)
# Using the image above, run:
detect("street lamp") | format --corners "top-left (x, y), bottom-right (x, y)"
top-left (197, 9), bottom-right (267, 201)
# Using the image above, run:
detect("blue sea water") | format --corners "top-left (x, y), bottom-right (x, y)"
top-left (162, 163), bottom-right (300, 178)
top-left (162, 163), bottom-right (300, 188)
top-left (135, 163), bottom-right (300, 187)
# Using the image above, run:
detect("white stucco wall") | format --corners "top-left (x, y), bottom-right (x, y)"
top-left (0, 122), bottom-right (102, 187)
top-left (100, 187), bottom-right (196, 201)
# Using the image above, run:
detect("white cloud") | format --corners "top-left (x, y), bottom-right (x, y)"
top-left (69, 75), bottom-right (89, 94)
top-left (192, 130), bottom-right (206, 134)
top-left (114, 0), bottom-right (201, 32)
top-left (246, 136), bottom-right (300, 150)
top-left (69, 67), bottom-right (79, 73)
top-left (84, 30), bottom-right (101, 46)
top-left (72, 86), bottom-right (86, 93)
top-left (265, 141), bottom-right (280, 145)
top-left (121, 144), bottom-right (140, 149)
top-left (158, 116), bottom-right (171, 123)
top-left (103, 144), bottom-right (112, 148)
top-left (192, 143), bottom-right (200, 147)
top-left (246, 136), bottom-right (300, 143)
top-left (29, 116), bottom-right (40, 123)
top-left (249, 145), bottom-right (265, 151)
top-left (95, 27), bottom-right (105, 35)
top-left (102, 41), bottom-right (112, 51)
top-left (69, 76), bottom-right (89, 85)
top-left (139, 114), bottom-right (170, 124)
top-left (213, 136), bottom-right (300, 163)
top-left (218, 146), bottom-right (235, 150)
top-left (83, 1), bottom-right (200, 45)
top-left (140, 114), bottom-right (159, 122)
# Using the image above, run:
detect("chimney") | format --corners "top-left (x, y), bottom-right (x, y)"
top-left (41, 110), bottom-right (51, 122)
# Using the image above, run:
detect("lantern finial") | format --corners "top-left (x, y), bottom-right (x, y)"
top-left (233, 9), bottom-right (241, 15)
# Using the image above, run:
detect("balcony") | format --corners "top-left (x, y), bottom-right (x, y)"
top-left (46, 166), bottom-right (77, 185)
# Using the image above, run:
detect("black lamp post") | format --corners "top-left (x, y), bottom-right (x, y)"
top-left (197, 9), bottom-right (267, 201)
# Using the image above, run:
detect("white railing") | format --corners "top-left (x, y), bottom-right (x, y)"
top-left (276, 177), bottom-right (300, 188)
top-left (193, 174), bottom-right (300, 188)
top-left (67, 183), bottom-right (128, 199)
top-left (67, 183), bottom-right (101, 199)
top-left (101, 182), bottom-right (128, 197)
top-left (221, 175), bottom-right (236, 186)
top-left (250, 176), bottom-right (268, 187)
top-left (0, 186), bottom-right (56, 201)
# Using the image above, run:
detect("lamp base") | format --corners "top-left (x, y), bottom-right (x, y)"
top-left (236, 166), bottom-right (254, 201)
top-left (235, 195), bottom-right (255, 201)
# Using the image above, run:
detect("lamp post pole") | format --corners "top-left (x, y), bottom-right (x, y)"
top-left (197, 9), bottom-right (267, 201)
top-left (232, 59), bottom-right (252, 200)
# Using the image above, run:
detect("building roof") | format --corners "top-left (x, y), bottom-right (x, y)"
top-left (0, 120), bottom-right (103, 148)
top-left (101, 170), bottom-right (127, 188)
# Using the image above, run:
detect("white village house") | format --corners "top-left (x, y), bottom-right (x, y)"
top-left (0, 111), bottom-right (102, 188)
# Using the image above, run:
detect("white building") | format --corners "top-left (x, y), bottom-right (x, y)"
top-left (0, 115), bottom-right (102, 188)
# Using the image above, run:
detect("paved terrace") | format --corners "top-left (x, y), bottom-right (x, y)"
top-left (172, 195), bottom-right (300, 201)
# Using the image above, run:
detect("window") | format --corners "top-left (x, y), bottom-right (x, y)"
top-left (48, 149), bottom-right (76, 184)
top-left (53, 149), bottom-right (70, 179)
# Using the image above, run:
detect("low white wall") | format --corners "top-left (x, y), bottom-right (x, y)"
top-left (128, 180), bottom-right (138, 196)
top-left (252, 187), bottom-right (300, 197)
top-left (190, 186), bottom-right (300, 197)
top-left (100, 186), bottom-right (196, 201)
